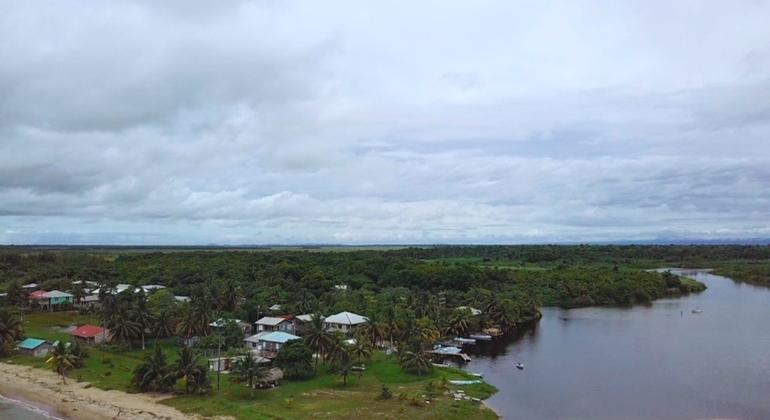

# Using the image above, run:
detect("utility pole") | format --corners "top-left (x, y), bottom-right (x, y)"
top-left (217, 334), bottom-right (222, 391)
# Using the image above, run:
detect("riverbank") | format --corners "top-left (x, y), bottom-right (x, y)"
top-left (0, 361), bottom-right (210, 420)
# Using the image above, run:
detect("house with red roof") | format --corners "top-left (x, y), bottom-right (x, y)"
top-left (71, 324), bottom-right (109, 345)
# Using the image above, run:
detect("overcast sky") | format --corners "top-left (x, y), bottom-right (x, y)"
top-left (1, 1), bottom-right (769, 245)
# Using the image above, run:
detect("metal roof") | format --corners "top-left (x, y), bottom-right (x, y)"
top-left (324, 311), bottom-right (368, 325)
top-left (17, 338), bottom-right (48, 350)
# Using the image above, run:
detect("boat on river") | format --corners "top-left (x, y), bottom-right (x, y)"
top-left (516, 363), bottom-right (524, 370)
top-left (691, 308), bottom-right (703, 314)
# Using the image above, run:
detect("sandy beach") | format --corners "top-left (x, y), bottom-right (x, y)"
top-left (0, 361), bottom-right (214, 420)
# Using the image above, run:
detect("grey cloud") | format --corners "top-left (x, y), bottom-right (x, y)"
top-left (0, 0), bottom-right (769, 244)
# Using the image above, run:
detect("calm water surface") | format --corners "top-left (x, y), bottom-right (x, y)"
top-left (466, 270), bottom-right (770, 420)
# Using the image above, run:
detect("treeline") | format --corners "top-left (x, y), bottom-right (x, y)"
top-left (713, 263), bottom-right (770, 287)
top-left (0, 247), bottom-right (709, 313)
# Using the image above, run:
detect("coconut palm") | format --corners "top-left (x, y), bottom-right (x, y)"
top-left (329, 348), bottom-right (357, 386)
top-left (5, 281), bottom-right (28, 308)
top-left (108, 307), bottom-right (141, 346)
top-left (0, 308), bottom-right (23, 355)
top-left (303, 313), bottom-right (331, 370)
top-left (324, 332), bottom-right (349, 365)
top-left (175, 347), bottom-right (205, 394)
top-left (69, 339), bottom-right (88, 368)
top-left (132, 291), bottom-right (155, 350)
top-left (415, 317), bottom-right (440, 344)
top-left (398, 346), bottom-right (432, 376)
top-left (360, 316), bottom-right (387, 348)
top-left (350, 338), bottom-right (372, 364)
top-left (152, 309), bottom-right (176, 339)
top-left (446, 308), bottom-right (473, 337)
top-left (132, 344), bottom-right (176, 392)
top-left (230, 351), bottom-right (268, 398)
top-left (46, 341), bottom-right (77, 384)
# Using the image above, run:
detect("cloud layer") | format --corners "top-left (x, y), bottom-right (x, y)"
top-left (1, 1), bottom-right (769, 244)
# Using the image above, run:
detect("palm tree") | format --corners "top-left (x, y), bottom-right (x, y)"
top-left (69, 339), bottom-right (88, 368)
top-left (0, 308), bottom-right (23, 355)
top-left (415, 317), bottom-right (440, 344)
top-left (303, 313), bottom-right (331, 370)
top-left (218, 278), bottom-right (241, 312)
top-left (175, 347), bottom-right (204, 394)
top-left (324, 332), bottom-right (349, 365)
top-left (398, 346), bottom-right (432, 376)
top-left (446, 308), bottom-right (473, 337)
top-left (132, 344), bottom-right (176, 392)
top-left (152, 309), bottom-right (176, 339)
top-left (360, 316), bottom-right (387, 348)
top-left (175, 303), bottom-right (198, 339)
top-left (350, 339), bottom-right (372, 364)
top-left (108, 307), bottom-right (141, 346)
top-left (133, 291), bottom-right (155, 350)
top-left (46, 341), bottom-right (76, 384)
top-left (230, 351), bottom-right (268, 398)
top-left (329, 348), bottom-right (357, 386)
top-left (5, 281), bottom-right (28, 308)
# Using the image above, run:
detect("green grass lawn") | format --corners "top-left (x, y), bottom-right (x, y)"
top-left (4, 312), bottom-right (498, 419)
top-left (166, 352), bottom-right (496, 419)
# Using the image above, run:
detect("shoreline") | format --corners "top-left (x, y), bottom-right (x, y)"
top-left (0, 391), bottom-right (66, 419)
top-left (0, 361), bottom-right (210, 420)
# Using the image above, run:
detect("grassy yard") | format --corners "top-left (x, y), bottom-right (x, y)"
top-left (167, 351), bottom-right (496, 419)
top-left (4, 312), bottom-right (498, 419)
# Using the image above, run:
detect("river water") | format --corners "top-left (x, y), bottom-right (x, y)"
top-left (466, 270), bottom-right (770, 420)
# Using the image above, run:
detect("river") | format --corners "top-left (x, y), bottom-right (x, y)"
top-left (466, 270), bottom-right (770, 420)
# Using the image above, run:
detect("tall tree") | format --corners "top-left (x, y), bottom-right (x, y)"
top-left (46, 341), bottom-right (76, 384)
top-left (303, 313), bottom-right (331, 371)
top-left (174, 347), bottom-right (206, 395)
top-left (5, 281), bottom-right (28, 307)
top-left (108, 306), bottom-right (141, 346)
top-left (0, 308), bottom-right (23, 355)
top-left (152, 309), bottom-right (176, 339)
top-left (274, 339), bottom-right (314, 379)
top-left (230, 351), bottom-right (268, 398)
top-left (132, 291), bottom-right (154, 350)
top-left (132, 344), bottom-right (176, 392)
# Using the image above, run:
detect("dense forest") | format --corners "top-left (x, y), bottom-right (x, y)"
top-left (0, 244), bottom-right (736, 317)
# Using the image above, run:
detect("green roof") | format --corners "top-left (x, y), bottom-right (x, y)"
top-left (18, 338), bottom-right (47, 350)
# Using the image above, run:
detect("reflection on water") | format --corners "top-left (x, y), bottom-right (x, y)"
top-left (465, 270), bottom-right (770, 420)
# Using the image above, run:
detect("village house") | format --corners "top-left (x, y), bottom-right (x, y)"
top-left (209, 318), bottom-right (253, 335)
top-left (293, 313), bottom-right (321, 335)
top-left (34, 290), bottom-right (74, 311)
top-left (254, 316), bottom-right (295, 334)
top-left (324, 311), bottom-right (368, 333)
top-left (207, 354), bottom-right (270, 372)
top-left (244, 331), bottom-right (300, 357)
top-left (71, 324), bottom-right (109, 345)
top-left (75, 294), bottom-right (101, 309)
top-left (457, 306), bottom-right (482, 316)
top-left (16, 338), bottom-right (54, 357)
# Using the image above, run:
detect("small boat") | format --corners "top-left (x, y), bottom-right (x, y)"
top-left (516, 363), bottom-right (524, 370)
top-left (691, 308), bottom-right (704, 314)
top-left (560, 317), bottom-right (569, 321)
top-left (454, 337), bottom-right (477, 344)
top-left (470, 372), bottom-right (484, 378)
top-left (469, 333), bottom-right (493, 341)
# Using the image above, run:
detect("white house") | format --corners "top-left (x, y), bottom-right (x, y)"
top-left (209, 318), bottom-right (252, 335)
top-left (255, 316), bottom-right (295, 334)
top-left (456, 306), bottom-right (482, 316)
top-left (244, 331), bottom-right (301, 355)
top-left (324, 311), bottom-right (368, 333)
